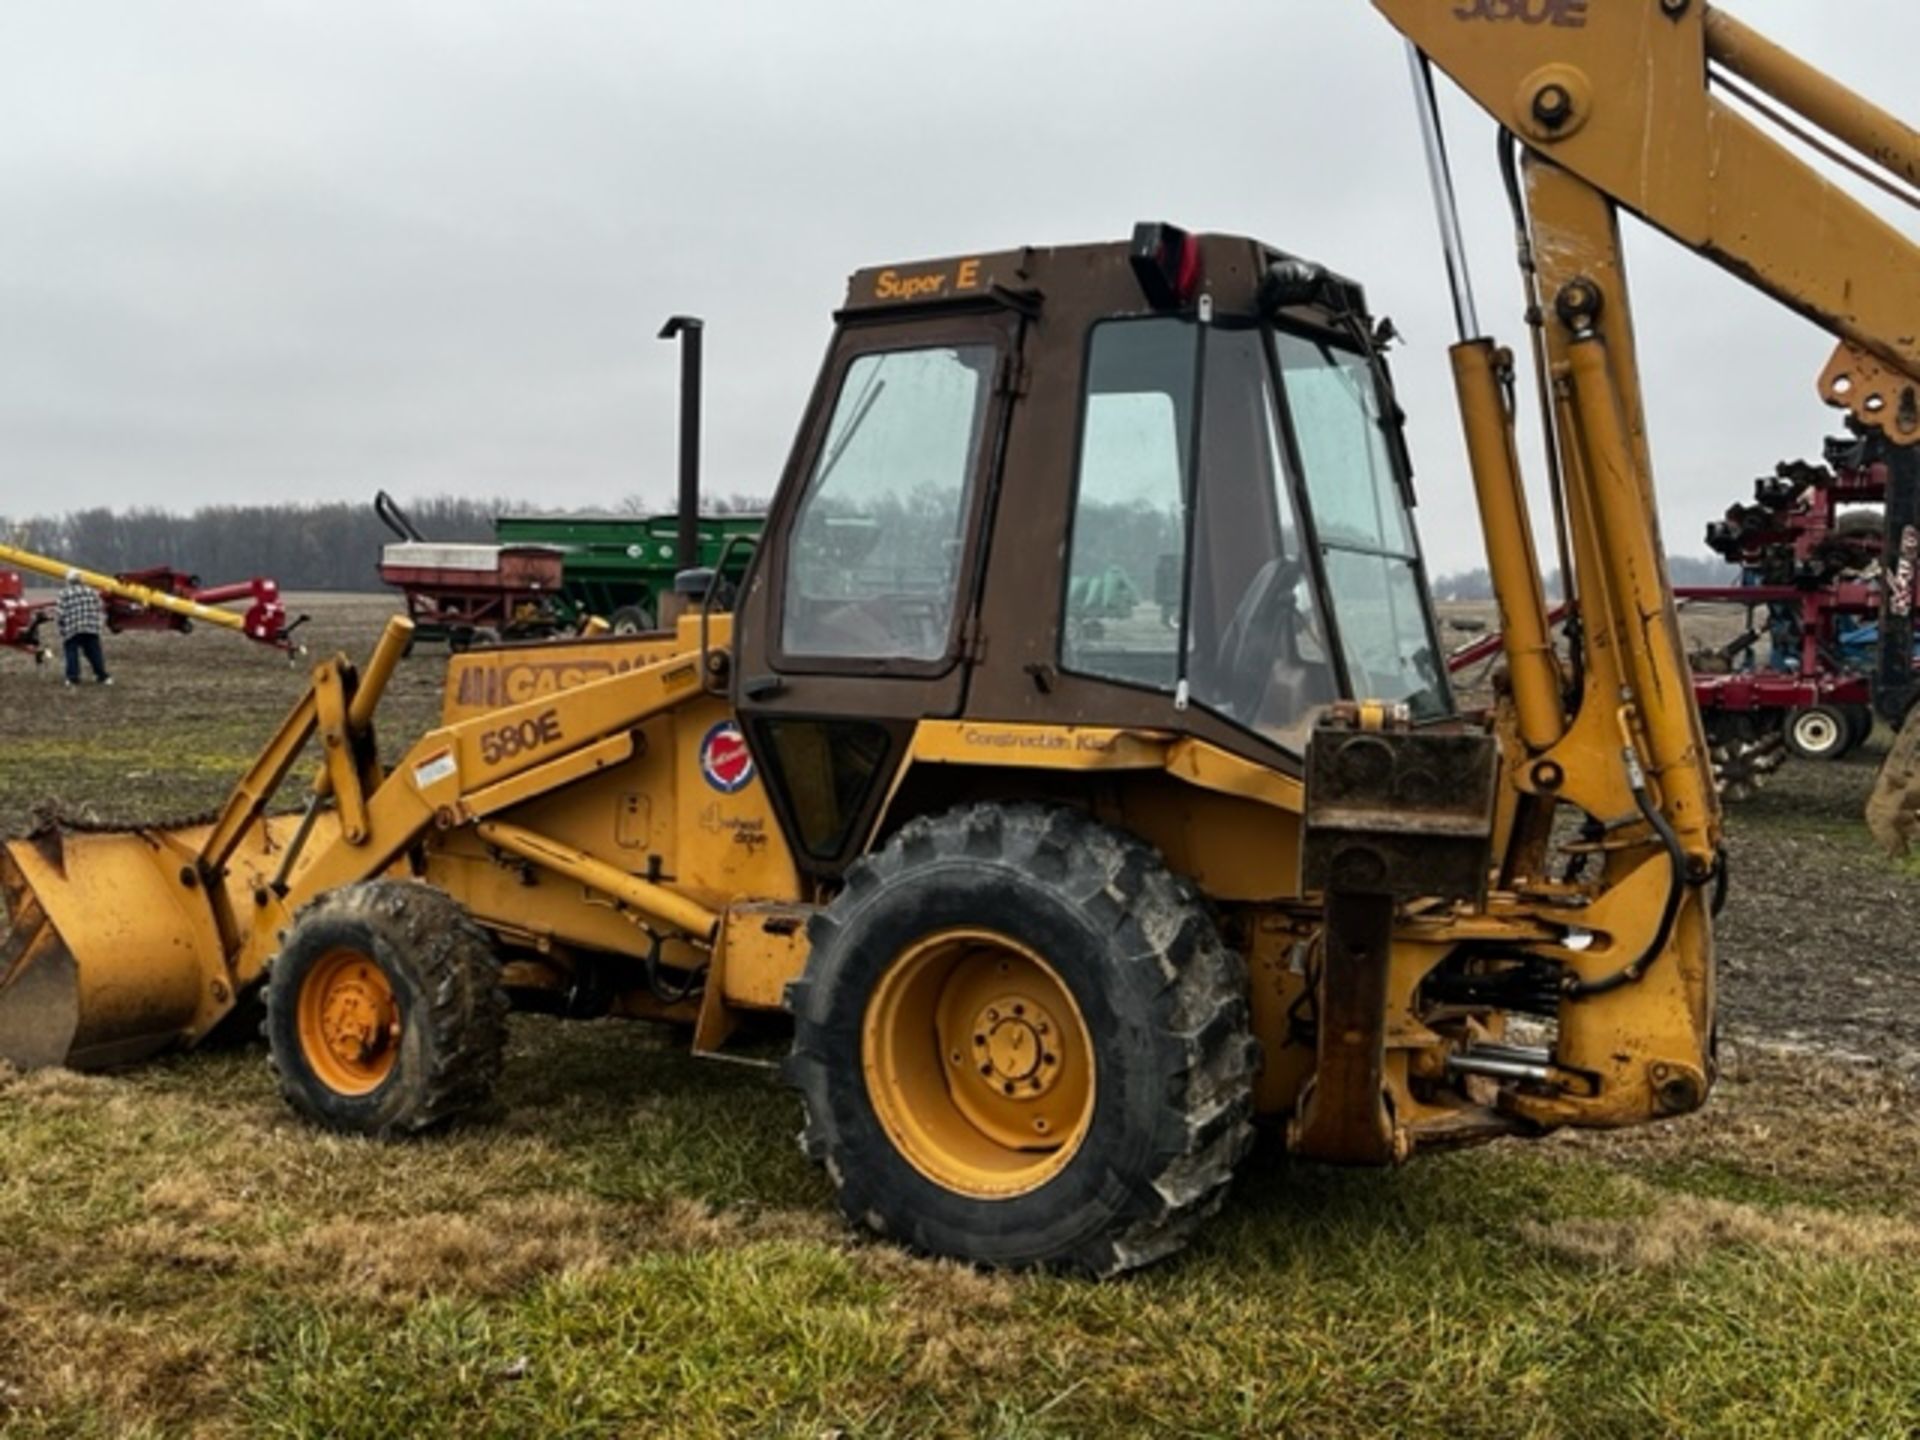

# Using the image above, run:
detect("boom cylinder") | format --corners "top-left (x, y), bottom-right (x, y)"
top-left (1450, 339), bottom-right (1564, 751)
top-left (1560, 336), bottom-right (1716, 857)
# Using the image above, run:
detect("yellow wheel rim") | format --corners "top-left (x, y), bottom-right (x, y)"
top-left (862, 928), bottom-right (1095, 1199)
top-left (297, 946), bottom-right (402, 1095)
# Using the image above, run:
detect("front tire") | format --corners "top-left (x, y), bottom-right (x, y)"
top-left (265, 880), bottom-right (507, 1136)
top-left (785, 804), bottom-right (1256, 1276)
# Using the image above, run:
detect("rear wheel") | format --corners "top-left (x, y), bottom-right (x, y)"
top-left (608, 604), bottom-right (653, 635)
top-left (1786, 704), bottom-right (1850, 761)
top-left (265, 880), bottom-right (507, 1136)
top-left (785, 804), bottom-right (1256, 1275)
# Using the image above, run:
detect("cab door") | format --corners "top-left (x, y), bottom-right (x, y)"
top-left (732, 306), bottom-right (1026, 875)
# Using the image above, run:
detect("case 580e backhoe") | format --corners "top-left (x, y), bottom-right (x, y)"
top-left (4, 2), bottom-right (1919, 1274)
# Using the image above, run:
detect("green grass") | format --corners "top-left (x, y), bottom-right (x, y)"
top-left (3, 1025), bottom-right (1919, 1438)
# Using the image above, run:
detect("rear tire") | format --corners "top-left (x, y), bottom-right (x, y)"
top-left (608, 604), bottom-right (653, 635)
top-left (1786, 704), bottom-right (1850, 761)
top-left (785, 804), bottom-right (1256, 1276)
top-left (265, 880), bottom-right (507, 1137)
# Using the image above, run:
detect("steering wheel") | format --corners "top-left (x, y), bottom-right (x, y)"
top-left (1212, 557), bottom-right (1305, 721)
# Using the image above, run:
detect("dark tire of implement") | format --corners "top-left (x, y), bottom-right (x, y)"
top-left (608, 605), bottom-right (653, 635)
top-left (1786, 704), bottom-right (1851, 762)
top-left (784, 803), bottom-right (1258, 1276)
top-left (264, 880), bottom-right (508, 1137)
top-left (1844, 703), bottom-right (1876, 753)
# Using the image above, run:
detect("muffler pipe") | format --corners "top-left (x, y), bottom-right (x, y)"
top-left (658, 315), bottom-right (705, 574)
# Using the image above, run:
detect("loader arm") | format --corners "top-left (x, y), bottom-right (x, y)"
top-left (1374, 0), bottom-right (1920, 852)
top-left (0, 618), bottom-right (727, 1066)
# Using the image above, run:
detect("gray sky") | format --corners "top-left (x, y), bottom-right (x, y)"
top-left (1, 0), bottom-right (1912, 574)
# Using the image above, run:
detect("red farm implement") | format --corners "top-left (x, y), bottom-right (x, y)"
top-left (1449, 433), bottom-right (1916, 798)
top-left (0, 545), bottom-right (305, 659)
top-left (374, 492), bottom-right (569, 650)
top-left (0, 572), bottom-right (51, 662)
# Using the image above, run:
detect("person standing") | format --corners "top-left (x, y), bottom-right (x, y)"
top-left (56, 569), bottom-right (112, 687)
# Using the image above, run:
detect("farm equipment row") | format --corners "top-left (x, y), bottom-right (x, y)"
top-left (374, 493), bottom-right (762, 651)
top-left (0, 542), bottom-right (303, 661)
top-left (375, 321), bottom-right (762, 649)
top-left (1450, 430), bottom-right (1916, 799)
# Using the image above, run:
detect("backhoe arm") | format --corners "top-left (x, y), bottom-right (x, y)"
top-left (1378, 3), bottom-right (1920, 392)
top-left (1378, 1), bottom-right (1920, 745)
top-left (1367, 0), bottom-right (1920, 1127)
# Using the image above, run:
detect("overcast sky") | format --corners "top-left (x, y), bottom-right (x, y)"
top-left (1, 0), bottom-right (1913, 574)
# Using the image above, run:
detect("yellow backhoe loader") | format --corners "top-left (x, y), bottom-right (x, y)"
top-left (4, 1), bottom-right (1919, 1273)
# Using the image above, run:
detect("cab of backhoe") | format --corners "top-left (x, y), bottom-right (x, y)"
top-left (731, 225), bottom-right (1452, 876)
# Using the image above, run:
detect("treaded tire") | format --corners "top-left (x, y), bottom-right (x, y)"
top-left (784, 803), bottom-right (1257, 1276)
top-left (265, 880), bottom-right (507, 1137)
top-left (1844, 704), bottom-right (1876, 753)
top-left (608, 605), bottom-right (654, 635)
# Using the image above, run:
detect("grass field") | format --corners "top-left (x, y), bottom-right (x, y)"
top-left (3, 598), bottom-right (1920, 1437)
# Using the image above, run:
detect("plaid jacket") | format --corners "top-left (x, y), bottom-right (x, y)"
top-left (56, 583), bottom-right (106, 640)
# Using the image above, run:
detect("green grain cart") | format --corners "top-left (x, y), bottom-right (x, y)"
top-left (494, 512), bottom-right (765, 632)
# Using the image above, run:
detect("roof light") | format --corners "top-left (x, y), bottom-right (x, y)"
top-left (1129, 222), bottom-right (1201, 310)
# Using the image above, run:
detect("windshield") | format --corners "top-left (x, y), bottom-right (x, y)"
top-left (782, 344), bottom-right (996, 662)
top-left (1273, 330), bottom-right (1448, 719)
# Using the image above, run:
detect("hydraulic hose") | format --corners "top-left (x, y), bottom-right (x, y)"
top-left (1562, 712), bottom-right (1688, 999)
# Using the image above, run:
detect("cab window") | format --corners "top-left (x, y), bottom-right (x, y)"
top-left (1061, 318), bottom-right (1194, 690)
top-left (1185, 326), bottom-right (1337, 748)
top-left (1274, 330), bottom-right (1447, 719)
top-left (782, 344), bottom-right (996, 662)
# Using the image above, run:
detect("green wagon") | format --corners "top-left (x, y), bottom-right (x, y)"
top-left (493, 512), bottom-right (765, 633)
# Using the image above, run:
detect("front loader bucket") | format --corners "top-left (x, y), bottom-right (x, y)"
top-left (0, 817), bottom-right (296, 1070)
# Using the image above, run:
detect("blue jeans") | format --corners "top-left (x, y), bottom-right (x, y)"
top-left (64, 633), bottom-right (108, 683)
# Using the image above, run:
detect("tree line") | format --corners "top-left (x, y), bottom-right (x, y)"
top-left (1430, 553), bottom-right (1738, 602)
top-left (0, 493), bottom-right (766, 592)
top-left (0, 498), bottom-right (505, 592)
top-left (3, 492), bottom-right (1735, 599)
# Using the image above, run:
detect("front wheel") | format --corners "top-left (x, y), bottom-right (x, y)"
top-left (1786, 704), bottom-right (1851, 761)
top-left (265, 880), bottom-right (507, 1136)
top-left (785, 804), bottom-right (1256, 1276)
